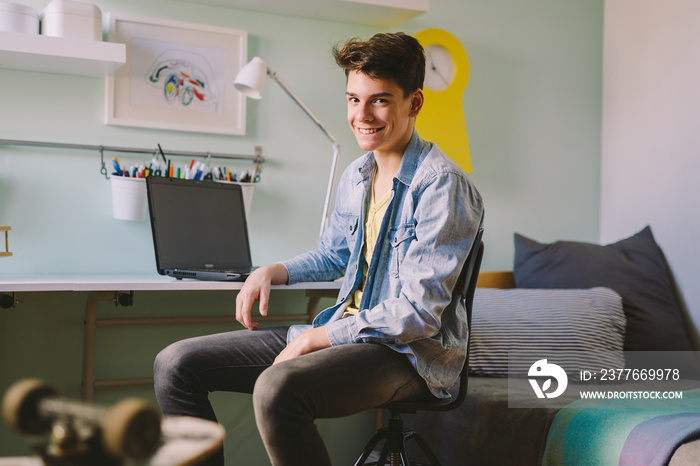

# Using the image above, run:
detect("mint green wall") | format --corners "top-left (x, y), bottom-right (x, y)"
top-left (0, 0), bottom-right (604, 463)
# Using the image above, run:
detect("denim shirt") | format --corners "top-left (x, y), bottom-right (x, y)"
top-left (282, 130), bottom-right (484, 398)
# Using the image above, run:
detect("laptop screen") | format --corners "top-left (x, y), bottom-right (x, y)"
top-left (146, 177), bottom-right (252, 272)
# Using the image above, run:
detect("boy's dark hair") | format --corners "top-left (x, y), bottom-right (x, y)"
top-left (332, 32), bottom-right (425, 97)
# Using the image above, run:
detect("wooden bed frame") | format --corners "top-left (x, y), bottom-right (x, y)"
top-left (476, 271), bottom-right (515, 289)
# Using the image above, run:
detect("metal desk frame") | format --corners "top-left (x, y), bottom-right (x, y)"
top-left (0, 274), bottom-right (341, 401)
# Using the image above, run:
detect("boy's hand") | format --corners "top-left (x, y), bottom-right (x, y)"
top-left (235, 263), bottom-right (288, 330)
top-left (273, 326), bottom-right (331, 365)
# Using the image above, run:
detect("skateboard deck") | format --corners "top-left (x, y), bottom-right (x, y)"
top-left (2, 379), bottom-right (224, 466)
top-left (150, 416), bottom-right (225, 466)
top-left (0, 417), bottom-right (225, 466)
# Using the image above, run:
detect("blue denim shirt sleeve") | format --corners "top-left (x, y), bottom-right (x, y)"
top-left (281, 214), bottom-right (350, 285)
top-left (281, 165), bottom-right (362, 286)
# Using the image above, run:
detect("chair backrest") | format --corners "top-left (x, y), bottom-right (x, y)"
top-left (432, 227), bottom-right (484, 411)
top-left (388, 227), bottom-right (484, 413)
top-left (451, 228), bottom-right (484, 409)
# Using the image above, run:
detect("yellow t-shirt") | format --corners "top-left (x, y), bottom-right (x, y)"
top-left (342, 174), bottom-right (391, 318)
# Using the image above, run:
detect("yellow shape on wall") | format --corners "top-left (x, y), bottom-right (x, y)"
top-left (415, 29), bottom-right (472, 173)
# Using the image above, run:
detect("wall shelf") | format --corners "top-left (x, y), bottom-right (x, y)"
top-left (0, 31), bottom-right (126, 77)
top-left (175, 0), bottom-right (428, 27)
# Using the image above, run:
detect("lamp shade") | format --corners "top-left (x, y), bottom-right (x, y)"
top-left (234, 56), bottom-right (268, 100)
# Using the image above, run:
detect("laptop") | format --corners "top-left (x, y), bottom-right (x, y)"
top-left (146, 176), bottom-right (256, 281)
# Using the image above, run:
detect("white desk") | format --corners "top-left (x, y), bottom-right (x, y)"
top-left (0, 274), bottom-right (342, 400)
top-left (0, 274), bottom-right (343, 292)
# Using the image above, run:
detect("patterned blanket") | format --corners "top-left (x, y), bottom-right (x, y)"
top-left (543, 389), bottom-right (700, 465)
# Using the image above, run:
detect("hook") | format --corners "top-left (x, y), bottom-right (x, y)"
top-left (253, 146), bottom-right (263, 182)
top-left (99, 146), bottom-right (110, 180)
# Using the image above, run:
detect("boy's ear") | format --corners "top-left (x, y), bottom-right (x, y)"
top-left (409, 89), bottom-right (424, 117)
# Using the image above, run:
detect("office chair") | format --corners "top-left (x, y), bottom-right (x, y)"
top-left (354, 228), bottom-right (484, 466)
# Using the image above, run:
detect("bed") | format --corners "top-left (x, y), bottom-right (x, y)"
top-left (402, 226), bottom-right (700, 465)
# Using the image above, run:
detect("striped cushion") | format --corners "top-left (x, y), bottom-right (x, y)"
top-left (469, 287), bottom-right (625, 380)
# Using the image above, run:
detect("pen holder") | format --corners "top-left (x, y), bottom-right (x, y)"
top-left (214, 181), bottom-right (255, 218)
top-left (110, 176), bottom-right (147, 221)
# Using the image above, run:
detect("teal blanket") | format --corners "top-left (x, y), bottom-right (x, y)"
top-left (543, 388), bottom-right (700, 465)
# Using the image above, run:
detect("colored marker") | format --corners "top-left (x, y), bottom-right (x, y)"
top-left (112, 157), bottom-right (122, 175)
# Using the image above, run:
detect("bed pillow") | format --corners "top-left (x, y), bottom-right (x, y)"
top-left (469, 287), bottom-right (625, 380)
top-left (512, 226), bottom-right (693, 353)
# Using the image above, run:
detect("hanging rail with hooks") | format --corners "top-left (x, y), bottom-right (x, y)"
top-left (0, 139), bottom-right (265, 180)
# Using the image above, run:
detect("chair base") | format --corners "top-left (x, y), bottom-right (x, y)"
top-left (354, 414), bottom-right (441, 466)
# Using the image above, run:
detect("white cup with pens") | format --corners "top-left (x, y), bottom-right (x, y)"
top-left (109, 157), bottom-right (147, 221)
top-left (212, 167), bottom-right (255, 218)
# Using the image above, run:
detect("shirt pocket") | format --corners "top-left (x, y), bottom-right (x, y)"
top-left (340, 212), bottom-right (360, 252)
top-left (389, 222), bottom-right (416, 278)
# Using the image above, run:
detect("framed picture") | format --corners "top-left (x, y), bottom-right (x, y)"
top-left (106, 14), bottom-right (247, 135)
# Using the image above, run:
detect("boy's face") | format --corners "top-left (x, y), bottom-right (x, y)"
top-left (345, 71), bottom-right (423, 158)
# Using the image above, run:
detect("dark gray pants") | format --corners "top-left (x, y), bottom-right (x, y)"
top-left (153, 326), bottom-right (432, 465)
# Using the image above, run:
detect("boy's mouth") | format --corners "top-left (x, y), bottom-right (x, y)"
top-left (358, 127), bottom-right (384, 135)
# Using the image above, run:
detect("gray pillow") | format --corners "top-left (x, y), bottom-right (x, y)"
top-left (513, 226), bottom-right (692, 353)
top-left (469, 287), bottom-right (625, 380)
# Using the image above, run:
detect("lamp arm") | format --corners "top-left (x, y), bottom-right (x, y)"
top-left (319, 142), bottom-right (341, 241)
top-left (267, 69), bottom-right (340, 242)
top-left (267, 70), bottom-right (338, 145)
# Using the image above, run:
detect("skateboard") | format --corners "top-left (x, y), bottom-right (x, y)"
top-left (1, 379), bottom-right (225, 466)
top-left (149, 416), bottom-right (226, 466)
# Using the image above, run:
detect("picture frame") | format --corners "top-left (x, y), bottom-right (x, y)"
top-left (105, 14), bottom-right (247, 135)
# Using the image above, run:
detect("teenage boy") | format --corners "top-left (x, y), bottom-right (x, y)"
top-left (154, 32), bottom-right (483, 466)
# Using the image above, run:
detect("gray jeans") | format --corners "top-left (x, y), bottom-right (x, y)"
top-left (153, 326), bottom-right (432, 466)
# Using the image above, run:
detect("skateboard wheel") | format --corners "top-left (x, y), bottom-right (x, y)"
top-left (2, 379), bottom-right (58, 435)
top-left (102, 398), bottom-right (161, 460)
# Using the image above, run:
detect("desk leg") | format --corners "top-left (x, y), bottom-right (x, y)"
top-left (306, 296), bottom-right (321, 324)
top-left (305, 289), bottom-right (340, 324)
top-left (82, 292), bottom-right (113, 402)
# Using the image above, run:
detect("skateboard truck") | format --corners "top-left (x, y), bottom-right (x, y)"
top-left (2, 379), bottom-right (161, 466)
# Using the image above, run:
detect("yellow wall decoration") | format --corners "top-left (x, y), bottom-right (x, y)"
top-left (415, 29), bottom-right (472, 173)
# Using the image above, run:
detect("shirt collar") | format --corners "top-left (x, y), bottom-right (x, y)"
top-left (357, 129), bottom-right (431, 186)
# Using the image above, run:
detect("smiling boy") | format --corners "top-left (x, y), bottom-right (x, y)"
top-left (154, 32), bottom-right (483, 466)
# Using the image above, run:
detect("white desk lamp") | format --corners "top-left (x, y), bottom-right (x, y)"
top-left (234, 57), bottom-right (340, 241)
